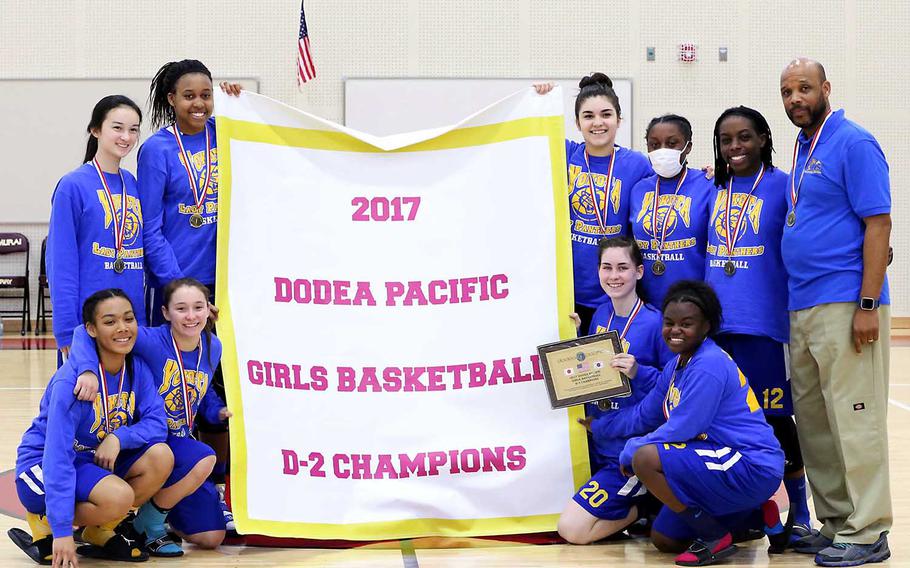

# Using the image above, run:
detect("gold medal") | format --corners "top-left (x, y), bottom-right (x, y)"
top-left (172, 124), bottom-right (214, 231)
top-left (652, 260), bottom-right (666, 276)
top-left (786, 211), bottom-right (796, 227)
top-left (113, 258), bottom-right (126, 274)
top-left (723, 260), bottom-right (736, 276)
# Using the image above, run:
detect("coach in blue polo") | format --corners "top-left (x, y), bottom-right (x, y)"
top-left (780, 57), bottom-right (892, 566)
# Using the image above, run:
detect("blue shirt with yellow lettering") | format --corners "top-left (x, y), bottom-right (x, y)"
top-left (781, 110), bottom-right (890, 310)
top-left (585, 300), bottom-right (673, 465)
top-left (591, 338), bottom-right (783, 473)
top-left (47, 163), bottom-right (146, 347)
top-left (566, 141), bottom-right (652, 307)
top-left (630, 169), bottom-right (713, 306)
top-left (16, 356), bottom-right (166, 538)
top-left (70, 324), bottom-right (226, 437)
top-left (138, 118), bottom-right (219, 288)
top-left (706, 167), bottom-right (790, 342)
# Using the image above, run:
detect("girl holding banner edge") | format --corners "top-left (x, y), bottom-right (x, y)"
top-left (534, 75), bottom-right (652, 335)
top-left (706, 106), bottom-right (812, 543)
top-left (139, 60), bottom-right (242, 531)
top-left (67, 278), bottom-right (231, 555)
top-left (629, 115), bottom-right (714, 307)
top-left (47, 95), bottom-right (146, 368)
top-left (558, 237), bottom-right (672, 544)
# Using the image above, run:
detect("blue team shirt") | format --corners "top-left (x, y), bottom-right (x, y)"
top-left (16, 357), bottom-right (166, 537)
top-left (138, 118), bottom-right (219, 287)
top-left (706, 167), bottom-right (790, 342)
top-left (71, 325), bottom-right (226, 437)
top-left (781, 110), bottom-right (891, 310)
top-left (630, 169), bottom-right (713, 307)
top-left (47, 163), bottom-right (146, 347)
top-left (591, 338), bottom-right (783, 473)
top-left (586, 300), bottom-right (673, 464)
top-left (566, 141), bottom-right (652, 307)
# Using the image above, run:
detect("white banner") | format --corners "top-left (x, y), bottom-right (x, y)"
top-left (215, 88), bottom-right (587, 539)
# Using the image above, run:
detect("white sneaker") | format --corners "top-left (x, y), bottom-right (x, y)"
top-left (216, 483), bottom-right (236, 532)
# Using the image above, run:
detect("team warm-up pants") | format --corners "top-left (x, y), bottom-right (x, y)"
top-left (789, 302), bottom-right (892, 545)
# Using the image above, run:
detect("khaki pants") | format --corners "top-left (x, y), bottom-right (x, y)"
top-left (789, 302), bottom-right (892, 544)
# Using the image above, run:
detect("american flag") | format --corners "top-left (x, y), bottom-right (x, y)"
top-left (297, 1), bottom-right (316, 85)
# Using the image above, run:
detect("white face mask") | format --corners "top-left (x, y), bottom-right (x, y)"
top-left (648, 143), bottom-right (690, 178)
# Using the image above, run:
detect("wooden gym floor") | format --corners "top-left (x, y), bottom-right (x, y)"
top-left (0, 333), bottom-right (907, 567)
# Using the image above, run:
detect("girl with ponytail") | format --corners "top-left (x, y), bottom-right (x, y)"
top-left (46, 95), bottom-right (146, 365)
top-left (535, 74), bottom-right (653, 334)
top-left (138, 59), bottom-right (241, 322)
top-left (138, 59), bottom-right (242, 534)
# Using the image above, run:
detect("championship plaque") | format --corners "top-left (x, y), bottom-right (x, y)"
top-left (537, 331), bottom-right (631, 409)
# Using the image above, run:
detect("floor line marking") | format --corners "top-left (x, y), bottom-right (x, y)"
top-left (400, 539), bottom-right (419, 568)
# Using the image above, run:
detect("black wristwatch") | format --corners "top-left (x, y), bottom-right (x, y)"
top-left (859, 297), bottom-right (880, 311)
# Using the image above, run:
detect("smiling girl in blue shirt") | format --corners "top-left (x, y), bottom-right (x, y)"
top-left (47, 96), bottom-right (146, 363)
top-left (706, 105), bottom-right (812, 541)
top-left (535, 75), bottom-right (652, 334)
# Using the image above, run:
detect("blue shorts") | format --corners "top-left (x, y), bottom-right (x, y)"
top-left (572, 460), bottom-right (646, 520)
top-left (167, 481), bottom-right (225, 535)
top-left (16, 443), bottom-right (158, 515)
top-left (715, 334), bottom-right (792, 416)
top-left (653, 505), bottom-right (761, 542)
top-left (658, 440), bottom-right (781, 518)
top-left (164, 434), bottom-right (215, 487)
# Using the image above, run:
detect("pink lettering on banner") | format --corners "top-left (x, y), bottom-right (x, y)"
top-left (507, 446), bottom-right (527, 470)
top-left (273, 277), bottom-right (376, 306)
top-left (374, 454), bottom-right (399, 479)
top-left (398, 453), bottom-right (428, 478)
top-left (334, 454), bottom-right (350, 479)
top-left (280, 446), bottom-right (528, 479)
top-left (282, 449), bottom-right (299, 475)
top-left (383, 275), bottom-right (510, 307)
top-left (247, 360), bottom-right (328, 391)
top-left (337, 367), bottom-right (356, 392)
top-left (274, 275), bottom-right (509, 307)
top-left (246, 355), bottom-right (544, 394)
top-left (427, 451), bottom-right (447, 476)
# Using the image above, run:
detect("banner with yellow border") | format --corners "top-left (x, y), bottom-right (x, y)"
top-left (215, 88), bottom-right (587, 539)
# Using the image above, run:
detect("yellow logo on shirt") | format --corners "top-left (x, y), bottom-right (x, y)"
top-left (90, 391), bottom-right (137, 441)
top-left (637, 192), bottom-right (692, 239)
top-left (95, 192), bottom-right (143, 248)
top-left (568, 165), bottom-right (623, 236)
top-left (708, 191), bottom-right (765, 258)
top-left (160, 359), bottom-right (210, 432)
top-left (179, 147), bottom-right (219, 197)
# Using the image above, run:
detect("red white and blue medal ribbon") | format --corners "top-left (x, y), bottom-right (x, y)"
top-left (788, 111), bottom-right (832, 218)
top-left (97, 362), bottom-right (126, 435)
top-left (606, 297), bottom-right (643, 344)
top-left (583, 148), bottom-right (616, 234)
top-left (724, 164), bottom-right (765, 259)
top-left (92, 159), bottom-right (127, 258)
top-left (170, 124), bottom-right (212, 217)
top-left (651, 169), bottom-right (688, 259)
top-left (170, 331), bottom-right (203, 432)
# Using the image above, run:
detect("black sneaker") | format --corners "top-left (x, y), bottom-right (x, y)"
top-left (815, 532), bottom-right (890, 567)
